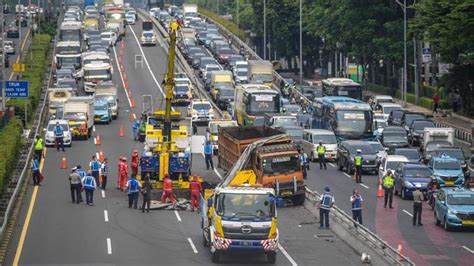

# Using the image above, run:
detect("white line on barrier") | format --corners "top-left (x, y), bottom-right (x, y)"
top-left (402, 209), bottom-right (413, 217)
top-left (462, 245), bottom-right (474, 254)
top-left (278, 243), bottom-right (298, 266)
top-left (107, 238), bottom-right (112, 254)
top-left (174, 210), bottom-right (182, 222)
top-left (360, 183), bottom-right (369, 189)
top-left (187, 238), bottom-right (198, 254)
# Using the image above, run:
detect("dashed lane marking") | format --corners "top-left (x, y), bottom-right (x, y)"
top-left (403, 209), bottom-right (413, 217)
top-left (278, 243), bottom-right (298, 266)
top-left (104, 210), bottom-right (109, 222)
top-left (92, 126), bottom-right (96, 132)
top-left (328, 163), bottom-right (335, 168)
top-left (107, 238), bottom-right (112, 254)
top-left (174, 210), bottom-right (182, 222)
top-left (187, 238), bottom-right (198, 254)
top-left (343, 173), bottom-right (352, 179)
top-left (360, 183), bottom-right (369, 189)
top-left (101, 190), bottom-right (106, 198)
top-left (462, 245), bottom-right (474, 254)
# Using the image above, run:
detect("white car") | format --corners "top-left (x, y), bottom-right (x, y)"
top-left (140, 30), bottom-right (157, 46)
top-left (100, 31), bottom-right (117, 46)
top-left (44, 120), bottom-right (72, 147)
top-left (4, 41), bottom-right (15, 54)
top-left (378, 155), bottom-right (409, 180)
top-left (189, 100), bottom-right (214, 122)
top-left (125, 14), bottom-right (136, 24)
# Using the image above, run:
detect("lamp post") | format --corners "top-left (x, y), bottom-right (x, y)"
top-left (236, 0), bottom-right (239, 30)
top-left (396, 0), bottom-right (407, 107)
top-left (1, 0), bottom-right (5, 110)
top-left (263, 0), bottom-right (266, 60)
top-left (299, 0), bottom-right (302, 86)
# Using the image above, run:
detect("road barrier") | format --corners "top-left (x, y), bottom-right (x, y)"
top-left (305, 187), bottom-right (414, 265)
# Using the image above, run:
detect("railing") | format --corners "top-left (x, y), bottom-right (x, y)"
top-left (305, 187), bottom-right (414, 265)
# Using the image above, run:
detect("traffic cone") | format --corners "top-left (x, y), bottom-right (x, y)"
top-left (99, 148), bottom-right (105, 162)
top-left (119, 125), bottom-right (124, 137)
top-left (95, 135), bottom-right (101, 145)
top-left (131, 98), bottom-right (135, 108)
top-left (123, 73), bottom-right (127, 80)
top-left (377, 181), bottom-right (384, 197)
top-left (61, 157), bottom-right (67, 169)
top-left (397, 241), bottom-right (405, 261)
top-left (130, 112), bottom-right (136, 122)
top-left (124, 80), bottom-right (129, 90)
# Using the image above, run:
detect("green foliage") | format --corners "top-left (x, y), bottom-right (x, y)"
top-left (0, 118), bottom-right (23, 193)
top-left (198, 7), bottom-right (247, 40)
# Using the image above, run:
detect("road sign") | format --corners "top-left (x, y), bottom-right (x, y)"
top-left (5, 81), bottom-right (29, 98)
top-left (13, 63), bottom-right (26, 73)
top-left (422, 47), bottom-right (432, 64)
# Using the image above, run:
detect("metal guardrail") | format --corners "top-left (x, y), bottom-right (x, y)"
top-left (137, 9), bottom-right (223, 118)
top-left (0, 36), bottom-right (56, 237)
top-left (434, 121), bottom-right (472, 144)
top-left (305, 187), bottom-right (414, 265)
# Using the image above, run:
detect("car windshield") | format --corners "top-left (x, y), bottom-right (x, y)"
top-left (216, 193), bottom-right (274, 219)
top-left (175, 86), bottom-right (189, 94)
top-left (95, 95), bottom-right (115, 104)
top-left (95, 104), bottom-right (108, 110)
top-left (413, 121), bottom-right (434, 130)
top-left (434, 160), bottom-right (461, 170)
top-left (405, 114), bottom-right (425, 125)
top-left (347, 145), bottom-right (375, 154)
top-left (236, 69), bottom-right (248, 76)
top-left (383, 106), bottom-right (401, 114)
top-left (392, 111), bottom-right (404, 119)
top-left (383, 132), bottom-right (407, 142)
top-left (194, 103), bottom-right (211, 111)
top-left (447, 194), bottom-right (474, 205)
top-left (436, 150), bottom-right (464, 161)
top-left (405, 168), bottom-right (432, 178)
top-left (47, 124), bottom-right (68, 131)
top-left (312, 134), bottom-right (336, 144)
top-left (369, 142), bottom-right (384, 152)
top-left (285, 128), bottom-right (303, 138)
top-left (284, 105), bottom-right (301, 113)
top-left (263, 155), bottom-right (300, 175)
top-left (395, 149), bottom-right (419, 159)
top-left (386, 161), bottom-right (403, 170)
top-left (143, 32), bottom-right (154, 38)
top-left (101, 33), bottom-right (111, 38)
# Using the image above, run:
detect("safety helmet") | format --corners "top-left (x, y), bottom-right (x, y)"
top-left (324, 187), bottom-right (330, 192)
top-left (356, 149), bottom-right (362, 153)
top-left (319, 141), bottom-right (322, 145)
top-left (133, 150), bottom-right (139, 155)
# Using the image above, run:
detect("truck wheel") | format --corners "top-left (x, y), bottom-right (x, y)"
top-left (291, 194), bottom-right (305, 206)
top-left (211, 251), bottom-right (220, 263)
top-left (267, 252), bottom-right (276, 264)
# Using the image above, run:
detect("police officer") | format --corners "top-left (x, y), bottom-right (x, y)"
top-left (54, 122), bottom-right (65, 152)
top-left (350, 189), bottom-right (363, 227)
top-left (317, 142), bottom-right (327, 170)
top-left (31, 155), bottom-right (40, 186)
top-left (299, 149), bottom-right (309, 179)
top-left (204, 141), bottom-right (214, 170)
top-left (34, 135), bottom-right (44, 163)
top-left (100, 158), bottom-right (108, 190)
top-left (354, 149), bottom-right (363, 183)
top-left (132, 119), bottom-right (140, 141)
top-left (126, 174), bottom-right (141, 209)
top-left (318, 187), bottom-right (334, 229)
top-left (69, 167), bottom-right (82, 204)
top-left (82, 170), bottom-right (97, 206)
top-left (412, 187), bottom-right (424, 226)
top-left (89, 155), bottom-right (101, 188)
top-left (382, 170), bottom-right (395, 209)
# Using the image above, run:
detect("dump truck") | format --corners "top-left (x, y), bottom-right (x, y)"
top-left (208, 119), bottom-right (238, 154)
top-left (202, 135), bottom-right (281, 264)
top-left (63, 96), bottom-right (94, 140)
top-left (218, 125), bottom-right (305, 204)
top-left (48, 88), bottom-right (74, 118)
top-left (248, 60), bottom-right (273, 87)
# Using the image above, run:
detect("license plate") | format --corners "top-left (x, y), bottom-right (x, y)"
top-left (241, 241), bottom-right (252, 246)
top-left (462, 220), bottom-right (474, 225)
top-left (281, 191), bottom-right (293, 196)
top-left (445, 181), bottom-right (454, 186)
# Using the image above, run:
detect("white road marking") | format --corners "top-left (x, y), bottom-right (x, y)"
top-left (402, 209), bottom-right (413, 217)
top-left (201, 153), bottom-right (223, 180)
top-left (112, 46), bottom-right (133, 107)
top-left (328, 163), bottom-right (335, 168)
top-left (92, 126), bottom-right (96, 132)
top-left (343, 173), bottom-right (352, 179)
top-left (174, 210), bottom-right (182, 222)
top-left (359, 183), bottom-right (370, 189)
top-left (107, 238), bottom-right (112, 254)
top-left (101, 190), bottom-right (106, 198)
top-left (96, 152), bottom-right (99, 160)
top-left (462, 245), bottom-right (474, 254)
top-left (278, 243), bottom-right (298, 266)
top-left (187, 238), bottom-right (198, 254)
top-left (93, 137), bottom-right (97, 145)
top-left (104, 210), bottom-right (109, 222)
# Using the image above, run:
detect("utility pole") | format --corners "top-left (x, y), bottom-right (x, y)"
top-left (1, 0), bottom-right (5, 110)
top-left (299, 0), bottom-right (303, 86)
top-left (263, 0), bottom-right (266, 60)
top-left (395, 0), bottom-right (408, 107)
top-left (236, 0), bottom-right (239, 30)
top-left (413, 0), bottom-right (419, 105)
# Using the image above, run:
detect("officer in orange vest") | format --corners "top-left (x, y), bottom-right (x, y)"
top-left (189, 176), bottom-right (202, 212)
top-left (161, 174), bottom-right (176, 204)
top-left (131, 150), bottom-right (140, 177)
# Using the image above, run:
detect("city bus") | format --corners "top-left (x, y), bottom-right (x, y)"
top-left (55, 41), bottom-right (82, 70)
top-left (312, 96), bottom-right (373, 140)
top-left (59, 21), bottom-right (82, 42)
top-left (234, 84), bottom-right (281, 126)
top-left (322, 78), bottom-right (362, 100)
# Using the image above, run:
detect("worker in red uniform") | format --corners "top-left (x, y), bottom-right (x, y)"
top-left (189, 176), bottom-right (202, 212)
top-left (161, 174), bottom-right (176, 204)
top-left (131, 150), bottom-right (140, 177)
top-left (117, 157), bottom-right (124, 190)
top-left (117, 157), bottom-right (129, 191)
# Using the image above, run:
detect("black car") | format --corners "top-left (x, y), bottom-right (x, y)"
top-left (225, 54), bottom-right (244, 70)
top-left (393, 148), bottom-right (420, 164)
top-left (407, 119), bottom-right (435, 146)
top-left (401, 112), bottom-right (427, 132)
top-left (0, 53), bottom-right (9, 68)
top-left (434, 147), bottom-right (468, 172)
top-left (382, 126), bottom-right (408, 149)
top-left (337, 140), bottom-right (378, 174)
top-left (387, 109), bottom-right (406, 126)
top-left (192, 53), bottom-right (206, 69)
top-left (6, 27), bottom-right (19, 38)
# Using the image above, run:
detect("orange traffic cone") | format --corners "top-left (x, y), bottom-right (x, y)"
top-left (61, 157), bottom-right (67, 169)
top-left (99, 148), bottom-right (105, 162)
top-left (131, 98), bottom-right (135, 108)
top-left (397, 241), bottom-right (405, 261)
top-left (377, 181), bottom-right (384, 197)
top-left (95, 135), bottom-right (101, 145)
top-left (130, 112), bottom-right (136, 122)
top-left (119, 125), bottom-right (124, 137)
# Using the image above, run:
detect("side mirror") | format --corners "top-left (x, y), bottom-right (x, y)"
top-left (207, 198), bottom-right (213, 208)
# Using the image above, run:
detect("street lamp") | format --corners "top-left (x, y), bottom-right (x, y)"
top-left (263, 0), bottom-right (266, 60)
top-left (395, 0), bottom-right (407, 107)
top-left (299, 0), bottom-right (302, 86)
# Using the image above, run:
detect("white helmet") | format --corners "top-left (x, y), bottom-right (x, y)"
top-left (356, 149), bottom-right (362, 153)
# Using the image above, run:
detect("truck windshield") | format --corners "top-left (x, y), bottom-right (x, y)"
top-left (252, 74), bottom-right (272, 84)
top-left (95, 95), bottom-right (116, 105)
top-left (218, 88), bottom-right (234, 97)
top-left (249, 94), bottom-right (279, 114)
top-left (312, 134), bottom-right (336, 144)
top-left (447, 194), bottom-right (474, 205)
top-left (216, 193), bottom-right (275, 219)
top-left (63, 112), bottom-right (86, 121)
top-left (58, 57), bottom-right (81, 66)
top-left (336, 86), bottom-right (362, 100)
top-left (262, 155), bottom-right (300, 175)
top-left (434, 161), bottom-right (461, 170)
top-left (85, 69), bottom-right (111, 78)
top-left (274, 117), bottom-right (297, 127)
top-left (209, 122), bottom-right (237, 134)
top-left (336, 110), bottom-right (371, 136)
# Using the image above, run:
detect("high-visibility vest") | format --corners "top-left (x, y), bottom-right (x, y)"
top-left (383, 175), bottom-right (394, 188)
top-left (128, 179), bottom-right (139, 192)
top-left (55, 126), bottom-right (63, 138)
top-left (35, 138), bottom-right (43, 151)
top-left (90, 160), bottom-right (100, 171)
top-left (83, 176), bottom-right (96, 190)
top-left (354, 155), bottom-right (363, 166)
top-left (320, 192), bottom-right (333, 209)
top-left (317, 145), bottom-right (326, 155)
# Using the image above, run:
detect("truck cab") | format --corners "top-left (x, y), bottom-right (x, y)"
top-left (429, 154), bottom-right (464, 187)
top-left (208, 119), bottom-right (238, 154)
top-left (264, 113), bottom-right (297, 130)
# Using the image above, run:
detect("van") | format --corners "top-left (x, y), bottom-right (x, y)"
top-left (301, 129), bottom-right (337, 161)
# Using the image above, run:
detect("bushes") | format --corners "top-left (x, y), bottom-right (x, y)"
top-left (0, 118), bottom-right (23, 192)
top-left (198, 7), bottom-right (247, 40)
top-left (6, 34), bottom-right (51, 124)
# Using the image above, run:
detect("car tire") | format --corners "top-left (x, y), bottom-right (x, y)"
top-left (444, 217), bottom-right (450, 231)
top-left (291, 194), bottom-right (305, 206)
top-left (346, 163), bottom-right (352, 175)
top-left (435, 212), bottom-right (440, 225)
top-left (401, 188), bottom-right (407, 200)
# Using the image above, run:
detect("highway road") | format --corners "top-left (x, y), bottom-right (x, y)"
top-left (4, 17), bottom-right (361, 265)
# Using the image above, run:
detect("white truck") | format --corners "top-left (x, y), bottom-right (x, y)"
top-left (83, 62), bottom-right (113, 93)
top-left (95, 83), bottom-right (119, 119)
top-left (182, 3), bottom-right (198, 17)
top-left (63, 97), bottom-right (94, 140)
top-left (422, 127), bottom-right (455, 160)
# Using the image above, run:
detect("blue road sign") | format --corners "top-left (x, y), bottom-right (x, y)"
top-left (5, 81), bottom-right (29, 98)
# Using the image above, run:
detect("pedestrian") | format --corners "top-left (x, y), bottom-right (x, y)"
top-left (318, 187), bottom-right (334, 229)
top-left (204, 141), bottom-right (214, 170)
top-left (132, 119), bottom-right (140, 141)
top-left (54, 122), bottom-right (65, 152)
top-left (382, 170), bottom-right (394, 209)
top-left (432, 93), bottom-right (440, 114)
top-left (117, 157), bottom-right (124, 190)
top-left (317, 141), bottom-right (327, 170)
top-left (205, 128), bottom-right (210, 142)
top-left (354, 149), bottom-right (363, 183)
top-left (82, 170), bottom-right (97, 206)
top-left (350, 189), bottom-right (363, 227)
top-left (31, 155), bottom-right (40, 186)
top-left (89, 155), bottom-right (101, 188)
top-left (131, 150), bottom-right (140, 177)
top-left (412, 187), bottom-right (424, 226)
top-left (69, 167), bottom-right (82, 204)
top-left (299, 149), bottom-right (309, 179)
top-left (34, 135), bottom-right (44, 163)
top-left (100, 158), bottom-right (108, 190)
top-left (189, 176), bottom-right (202, 212)
top-left (161, 174), bottom-right (176, 204)
top-left (141, 175), bottom-right (152, 213)
top-left (126, 174), bottom-right (141, 209)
